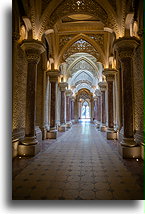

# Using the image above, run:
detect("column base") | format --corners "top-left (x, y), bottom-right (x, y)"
top-left (47, 130), bottom-right (58, 139)
top-left (35, 126), bottom-right (42, 142)
top-left (66, 122), bottom-right (72, 128)
top-left (107, 130), bottom-right (118, 140)
top-left (41, 127), bottom-right (47, 140)
top-left (21, 136), bottom-right (38, 145)
top-left (12, 138), bottom-right (19, 158)
top-left (58, 125), bottom-right (66, 132)
top-left (118, 143), bottom-right (141, 159)
top-left (140, 142), bottom-right (144, 160)
top-left (96, 123), bottom-right (100, 129)
top-left (18, 142), bottom-right (40, 157)
top-left (121, 138), bottom-right (137, 147)
top-left (100, 125), bottom-right (107, 132)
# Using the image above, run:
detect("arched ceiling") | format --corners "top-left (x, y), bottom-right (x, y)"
top-left (65, 53), bottom-right (101, 94)
top-left (18, 0), bottom-right (134, 98)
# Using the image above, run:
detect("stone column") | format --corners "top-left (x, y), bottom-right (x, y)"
top-left (93, 97), bottom-right (97, 121)
top-left (12, 32), bottom-right (20, 157)
top-left (98, 82), bottom-right (107, 132)
top-left (66, 89), bottom-right (73, 128)
top-left (95, 89), bottom-right (101, 128)
top-left (114, 37), bottom-right (140, 148)
top-left (74, 98), bottom-right (79, 122)
top-left (71, 98), bottom-right (75, 122)
top-left (47, 70), bottom-right (60, 138)
top-left (91, 97), bottom-right (94, 122)
top-left (103, 68), bottom-right (118, 139)
top-left (19, 40), bottom-right (45, 156)
top-left (58, 82), bottom-right (68, 132)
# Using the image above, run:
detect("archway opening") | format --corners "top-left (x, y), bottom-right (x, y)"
top-left (81, 101), bottom-right (90, 119)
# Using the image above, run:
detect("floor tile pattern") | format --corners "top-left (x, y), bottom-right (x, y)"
top-left (12, 122), bottom-right (143, 200)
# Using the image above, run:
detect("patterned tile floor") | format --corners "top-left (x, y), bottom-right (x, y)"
top-left (12, 122), bottom-right (143, 200)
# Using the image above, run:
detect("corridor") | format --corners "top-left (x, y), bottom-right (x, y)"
top-left (12, 122), bottom-right (143, 200)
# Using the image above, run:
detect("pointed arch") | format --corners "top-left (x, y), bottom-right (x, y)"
top-left (57, 34), bottom-right (105, 66)
top-left (67, 55), bottom-right (99, 78)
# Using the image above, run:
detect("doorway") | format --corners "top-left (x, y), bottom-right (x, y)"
top-left (81, 101), bottom-right (90, 119)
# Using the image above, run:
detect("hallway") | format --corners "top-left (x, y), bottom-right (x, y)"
top-left (12, 122), bottom-right (143, 200)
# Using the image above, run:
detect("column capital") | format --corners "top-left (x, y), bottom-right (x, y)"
top-left (47, 70), bottom-right (60, 82)
top-left (59, 82), bottom-right (68, 91)
top-left (98, 81), bottom-right (107, 91)
top-left (21, 39), bottom-right (46, 63)
top-left (113, 37), bottom-right (140, 60)
top-left (95, 89), bottom-right (101, 96)
top-left (65, 89), bottom-right (73, 97)
top-left (93, 96), bottom-right (98, 101)
top-left (103, 68), bottom-right (118, 82)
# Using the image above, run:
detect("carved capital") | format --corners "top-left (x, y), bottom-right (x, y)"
top-left (59, 82), bottom-right (68, 91)
top-left (21, 40), bottom-right (45, 63)
top-left (98, 81), bottom-right (107, 91)
top-left (113, 37), bottom-right (140, 60)
top-left (47, 70), bottom-right (60, 82)
top-left (65, 89), bottom-right (73, 97)
top-left (95, 89), bottom-right (101, 96)
top-left (103, 68), bottom-right (117, 82)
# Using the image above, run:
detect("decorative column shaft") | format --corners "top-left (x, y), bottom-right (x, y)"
top-left (21, 40), bottom-right (45, 145)
top-left (97, 96), bottom-right (101, 122)
top-left (114, 37), bottom-right (140, 146)
top-left (59, 82), bottom-right (68, 124)
top-left (47, 70), bottom-right (60, 129)
top-left (66, 90), bottom-right (72, 123)
top-left (102, 91), bottom-right (106, 123)
top-left (94, 97), bottom-right (97, 120)
top-left (103, 69), bottom-right (117, 129)
top-left (71, 98), bottom-right (75, 120)
top-left (98, 82), bottom-right (107, 131)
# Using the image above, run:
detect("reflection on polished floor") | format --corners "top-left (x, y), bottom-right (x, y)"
top-left (12, 122), bottom-right (143, 200)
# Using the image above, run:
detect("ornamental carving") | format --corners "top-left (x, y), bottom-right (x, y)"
top-left (71, 59), bottom-right (95, 74)
top-left (48, 0), bottom-right (108, 28)
top-left (133, 43), bottom-right (144, 132)
top-left (63, 39), bottom-right (100, 60)
top-left (86, 34), bottom-right (104, 50)
top-left (78, 90), bottom-right (91, 100)
top-left (59, 34), bottom-right (75, 50)
top-left (13, 44), bottom-right (27, 132)
top-left (41, 0), bottom-right (52, 15)
top-left (25, 49), bottom-right (41, 63)
top-left (75, 80), bottom-right (92, 87)
top-left (108, 0), bottom-right (117, 11)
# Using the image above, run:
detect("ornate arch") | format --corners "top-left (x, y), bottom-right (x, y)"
top-left (67, 56), bottom-right (99, 77)
top-left (57, 34), bottom-right (105, 66)
top-left (37, 0), bottom-right (120, 40)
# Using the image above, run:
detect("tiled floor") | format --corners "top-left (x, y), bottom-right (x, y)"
top-left (12, 122), bottom-right (143, 200)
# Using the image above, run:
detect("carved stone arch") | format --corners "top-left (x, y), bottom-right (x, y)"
top-left (57, 34), bottom-right (105, 66)
top-left (38, 0), bottom-right (120, 40)
top-left (67, 56), bottom-right (99, 77)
